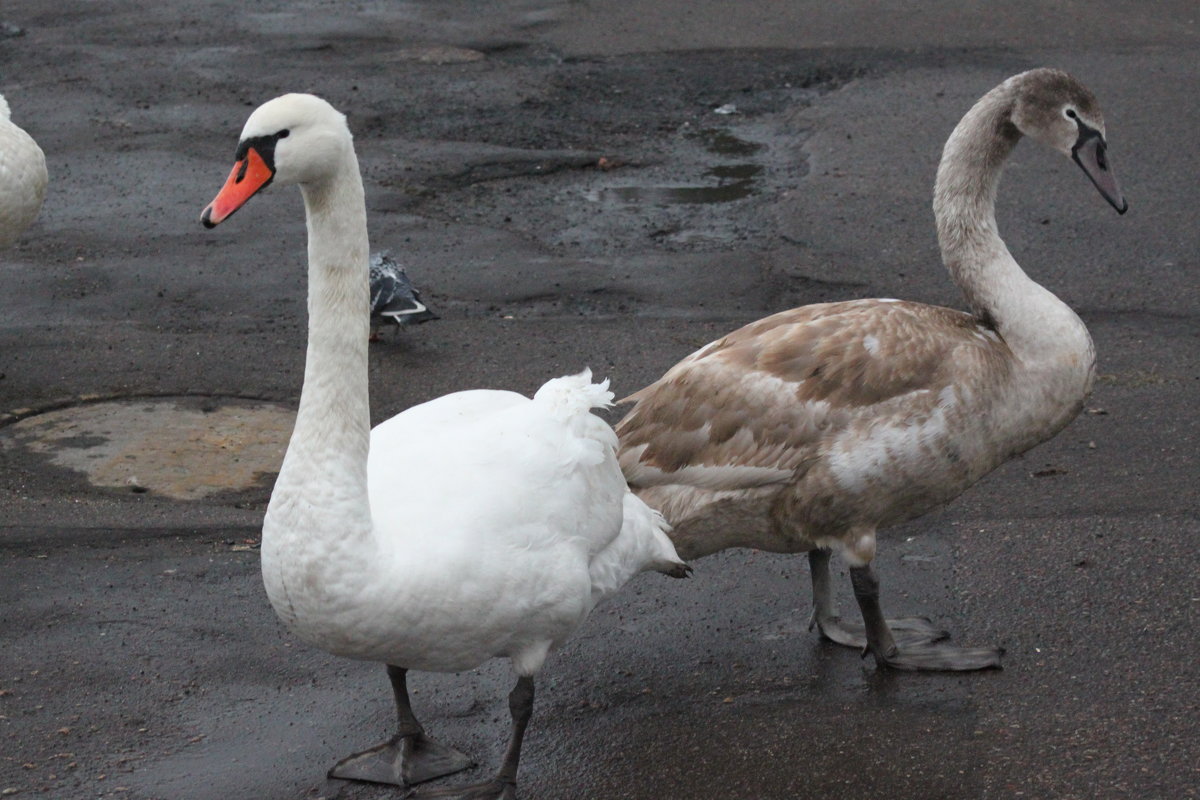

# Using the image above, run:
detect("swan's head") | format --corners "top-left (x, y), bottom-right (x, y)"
top-left (1009, 69), bottom-right (1127, 214)
top-left (201, 93), bottom-right (352, 227)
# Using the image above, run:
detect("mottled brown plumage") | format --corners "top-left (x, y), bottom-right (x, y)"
top-left (622, 300), bottom-right (1012, 476)
top-left (619, 299), bottom-right (1019, 558)
top-left (616, 69), bottom-right (1127, 671)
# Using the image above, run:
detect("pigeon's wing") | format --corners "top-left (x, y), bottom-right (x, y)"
top-left (369, 252), bottom-right (438, 324)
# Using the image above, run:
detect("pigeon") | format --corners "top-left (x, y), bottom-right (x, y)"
top-left (369, 252), bottom-right (438, 340)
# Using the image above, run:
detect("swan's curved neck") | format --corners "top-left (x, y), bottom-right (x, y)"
top-left (273, 152), bottom-right (373, 535)
top-left (933, 83), bottom-right (1030, 326)
top-left (933, 80), bottom-right (1093, 374)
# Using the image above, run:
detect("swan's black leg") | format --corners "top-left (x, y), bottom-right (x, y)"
top-left (328, 665), bottom-right (475, 787)
top-left (848, 563), bottom-right (1003, 671)
top-left (807, 548), bottom-right (949, 649)
top-left (407, 676), bottom-right (535, 800)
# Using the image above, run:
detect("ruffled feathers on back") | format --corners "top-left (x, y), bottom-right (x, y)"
top-left (363, 370), bottom-right (683, 663)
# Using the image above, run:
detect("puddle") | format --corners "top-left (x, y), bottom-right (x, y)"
top-left (1, 397), bottom-right (295, 500)
top-left (586, 128), bottom-right (764, 206)
top-left (692, 128), bottom-right (766, 157)
top-left (587, 164), bottom-right (763, 206)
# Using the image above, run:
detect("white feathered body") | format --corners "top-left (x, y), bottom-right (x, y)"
top-left (262, 373), bottom-right (678, 676)
top-left (218, 94), bottom-right (680, 681)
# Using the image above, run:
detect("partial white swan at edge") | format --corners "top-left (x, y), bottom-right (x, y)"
top-left (0, 93), bottom-right (47, 248)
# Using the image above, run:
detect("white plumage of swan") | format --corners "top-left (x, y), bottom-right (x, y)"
top-left (200, 93), bottom-right (687, 799)
top-left (617, 69), bottom-right (1126, 671)
top-left (0, 93), bottom-right (47, 248)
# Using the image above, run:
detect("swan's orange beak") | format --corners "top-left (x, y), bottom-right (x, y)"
top-left (201, 147), bottom-right (274, 228)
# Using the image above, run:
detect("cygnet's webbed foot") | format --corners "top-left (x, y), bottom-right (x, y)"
top-left (848, 563), bottom-right (1003, 672)
top-left (810, 611), bottom-right (949, 650)
top-left (328, 732), bottom-right (475, 787)
top-left (405, 776), bottom-right (517, 800)
top-left (869, 639), bottom-right (1004, 672)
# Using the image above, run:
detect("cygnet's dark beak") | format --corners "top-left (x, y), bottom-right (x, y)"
top-left (1071, 126), bottom-right (1128, 215)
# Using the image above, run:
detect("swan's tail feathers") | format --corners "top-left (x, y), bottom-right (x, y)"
top-left (659, 559), bottom-right (694, 580)
top-left (624, 493), bottom-right (690, 578)
top-left (532, 368), bottom-right (614, 420)
top-left (588, 493), bottom-right (690, 609)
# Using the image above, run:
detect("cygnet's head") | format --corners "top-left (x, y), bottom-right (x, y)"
top-left (1009, 69), bottom-right (1127, 214)
top-left (201, 93), bottom-right (352, 227)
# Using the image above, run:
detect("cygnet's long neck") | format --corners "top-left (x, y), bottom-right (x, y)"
top-left (272, 149), bottom-right (373, 538)
top-left (933, 80), bottom-right (1082, 357)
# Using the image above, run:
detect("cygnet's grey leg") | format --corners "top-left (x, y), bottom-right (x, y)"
top-left (407, 676), bottom-right (535, 800)
top-left (849, 563), bottom-right (1003, 671)
top-left (807, 548), bottom-right (949, 649)
top-left (328, 665), bottom-right (475, 786)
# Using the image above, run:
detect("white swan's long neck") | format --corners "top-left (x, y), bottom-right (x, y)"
top-left (271, 150), bottom-right (373, 540)
top-left (933, 81), bottom-right (1085, 358)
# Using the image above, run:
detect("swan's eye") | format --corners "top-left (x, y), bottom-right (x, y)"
top-left (1065, 108), bottom-right (1078, 120)
top-left (278, 129), bottom-right (291, 139)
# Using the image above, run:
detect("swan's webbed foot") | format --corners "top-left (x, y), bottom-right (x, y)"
top-left (869, 639), bottom-right (1004, 671)
top-left (809, 610), bottom-right (949, 650)
top-left (329, 665), bottom-right (475, 786)
top-left (807, 549), bottom-right (1002, 672)
top-left (405, 776), bottom-right (517, 800)
top-left (809, 549), bottom-right (948, 650)
top-left (328, 732), bottom-right (475, 787)
top-left (848, 563), bottom-right (1003, 672)
top-left (407, 676), bottom-right (534, 800)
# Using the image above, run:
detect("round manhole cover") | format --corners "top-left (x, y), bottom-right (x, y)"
top-left (1, 397), bottom-right (295, 500)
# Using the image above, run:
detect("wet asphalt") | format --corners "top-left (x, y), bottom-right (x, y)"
top-left (1, 2), bottom-right (1197, 799)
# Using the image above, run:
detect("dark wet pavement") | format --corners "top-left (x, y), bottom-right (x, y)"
top-left (1, 2), bottom-right (1197, 799)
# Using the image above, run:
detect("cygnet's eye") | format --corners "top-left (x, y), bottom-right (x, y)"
top-left (1064, 108), bottom-right (1078, 120)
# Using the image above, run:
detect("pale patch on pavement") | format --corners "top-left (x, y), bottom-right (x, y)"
top-left (1, 398), bottom-right (294, 500)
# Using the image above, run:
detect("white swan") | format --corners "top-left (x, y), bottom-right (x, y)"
top-left (616, 69), bottom-right (1126, 671)
top-left (200, 94), bottom-right (687, 798)
top-left (0, 93), bottom-right (47, 248)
